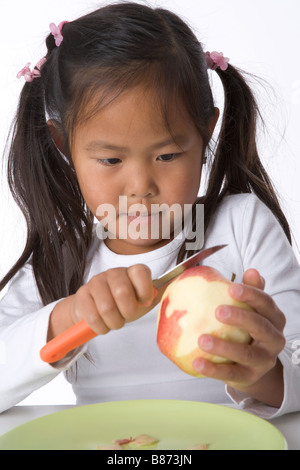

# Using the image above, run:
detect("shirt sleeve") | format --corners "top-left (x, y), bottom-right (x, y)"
top-left (224, 194), bottom-right (300, 418)
top-left (0, 262), bottom-right (87, 414)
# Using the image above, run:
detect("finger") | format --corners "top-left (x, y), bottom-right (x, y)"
top-left (198, 334), bottom-right (274, 368)
top-left (192, 357), bottom-right (250, 386)
top-left (227, 283), bottom-right (286, 331)
top-left (89, 275), bottom-right (126, 331)
top-left (105, 268), bottom-right (141, 321)
top-left (74, 286), bottom-right (111, 335)
top-left (127, 264), bottom-right (155, 306)
top-left (243, 268), bottom-right (265, 290)
top-left (216, 305), bottom-right (286, 352)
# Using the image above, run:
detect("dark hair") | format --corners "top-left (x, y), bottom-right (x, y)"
top-left (0, 2), bottom-right (291, 305)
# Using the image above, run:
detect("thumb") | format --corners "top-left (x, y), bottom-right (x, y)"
top-left (242, 268), bottom-right (265, 290)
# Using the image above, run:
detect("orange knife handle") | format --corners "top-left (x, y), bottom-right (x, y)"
top-left (40, 320), bottom-right (97, 364)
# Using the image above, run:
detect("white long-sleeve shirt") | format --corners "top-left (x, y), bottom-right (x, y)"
top-left (1, 193), bottom-right (300, 419)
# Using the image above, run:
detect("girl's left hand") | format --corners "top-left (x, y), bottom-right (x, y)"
top-left (193, 269), bottom-right (286, 407)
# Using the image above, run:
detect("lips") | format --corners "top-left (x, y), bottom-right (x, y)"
top-left (126, 212), bottom-right (160, 226)
top-left (123, 206), bottom-right (162, 219)
top-left (127, 212), bottom-right (151, 218)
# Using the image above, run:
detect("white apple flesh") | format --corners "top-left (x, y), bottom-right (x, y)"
top-left (157, 266), bottom-right (252, 377)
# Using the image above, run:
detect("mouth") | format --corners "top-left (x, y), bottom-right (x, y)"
top-left (126, 212), bottom-right (161, 225)
top-left (127, 212), bottom-right (151, 218)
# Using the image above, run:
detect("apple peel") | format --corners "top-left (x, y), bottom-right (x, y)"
top-left (157, 266), bottom-right (252, 377)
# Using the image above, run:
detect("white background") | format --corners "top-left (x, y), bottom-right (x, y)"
top-left (0, 0), bottom-right (299, 406)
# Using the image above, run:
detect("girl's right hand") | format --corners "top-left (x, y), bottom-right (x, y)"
top-left (48, 264), bottom-right (157, 341)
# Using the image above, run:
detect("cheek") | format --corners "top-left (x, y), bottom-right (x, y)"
top-left (73, 163), bottom-right (114, 215)
top-left (171, 165), bottom-right (202, 204)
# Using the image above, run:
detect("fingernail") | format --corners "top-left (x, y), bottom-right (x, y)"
top-left (153, 287), bottom-right (158, 297)
top-left (229, 284), bottom-right (243, 298)
top-left (216, 306), bottom-right (231, 320)
top-left (199, 335), bottom-right (213, 350)
top-left (193, 358), bottom-right (205, 372)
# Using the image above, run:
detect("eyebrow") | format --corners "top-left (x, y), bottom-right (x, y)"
top-left (85, 135), bottom-right (188, 153)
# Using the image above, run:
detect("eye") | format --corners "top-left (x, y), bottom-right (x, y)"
top-left (157, 153), bottom-right (179, 162)
top-left (97, 158), bottom-right (122, 166)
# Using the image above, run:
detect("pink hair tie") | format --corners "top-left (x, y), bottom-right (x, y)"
top-left (49, 21), bottom-right (68, 47)
top-left (17, 57), bottom-right (47, 82)
top-left (206, 51), bottom-right (230, 71)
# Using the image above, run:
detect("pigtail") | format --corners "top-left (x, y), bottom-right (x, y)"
top-left (204, 64), bottom-right (291, 242)
top-left (0, 66), bottom-right (94, 304)
top-left (178, 64), bottom-right (292, 261)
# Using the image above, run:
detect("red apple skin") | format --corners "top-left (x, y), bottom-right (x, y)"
top-left (157, 294), bottom-right (208, 377)
top-left (157, 266), bottom-right (252, 377)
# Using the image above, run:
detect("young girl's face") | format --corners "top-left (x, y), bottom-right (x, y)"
top-left (71, 86), bottom-right (216, 255)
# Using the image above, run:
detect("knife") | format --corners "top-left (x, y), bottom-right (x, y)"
top-left (40, 244), bottom-right (227, 363)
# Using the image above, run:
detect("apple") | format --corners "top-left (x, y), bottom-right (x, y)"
top-left (157, 266), bottom-right (252, 377)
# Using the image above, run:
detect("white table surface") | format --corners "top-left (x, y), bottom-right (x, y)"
top-left (0, 405), bottom-right (300, 450)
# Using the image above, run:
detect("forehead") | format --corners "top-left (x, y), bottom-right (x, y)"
top-left (72, 85), bottom-right (197, 145)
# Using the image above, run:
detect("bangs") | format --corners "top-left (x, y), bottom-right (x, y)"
top-left (66, 56), bottom-right (212, 149)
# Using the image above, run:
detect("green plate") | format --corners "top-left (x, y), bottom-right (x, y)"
top-left (0, 400), bottom-right (287, 450)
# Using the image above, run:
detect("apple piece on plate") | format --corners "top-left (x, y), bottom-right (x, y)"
top-left (156, 266), bottom-right (252, 377)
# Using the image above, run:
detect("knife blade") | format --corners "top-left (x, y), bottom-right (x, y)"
top-left (40, 244), bottom-right (227, 363)
top-left (153, 244), bottom-right (227, 289)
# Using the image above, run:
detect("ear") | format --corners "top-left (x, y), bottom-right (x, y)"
top-left (47, 120), bottom-right (67, 154)
top-left (208, 107), bottom-right (220, 137)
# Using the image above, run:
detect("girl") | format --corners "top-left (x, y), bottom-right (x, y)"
top-left (1, 2), bottom-right (300, 417)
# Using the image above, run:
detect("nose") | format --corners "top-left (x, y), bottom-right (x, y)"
top-left (126, 162), bottom-right (157, 199)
